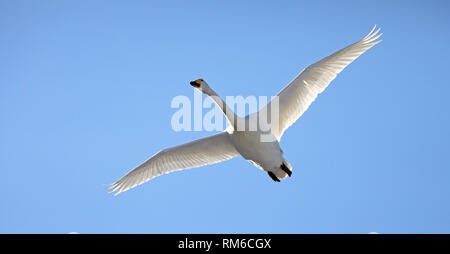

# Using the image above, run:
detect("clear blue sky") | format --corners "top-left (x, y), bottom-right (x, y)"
top-left (1, 0), bottom-right (449, 233)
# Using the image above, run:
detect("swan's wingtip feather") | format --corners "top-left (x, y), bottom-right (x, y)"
top-left (363, 25), bottom-right (376, 39)
top-left (106, 181), bottom-right (124, 195)
top-left (370, 24), bottom-right (377, 34)
top-left (363, 25), bottom-right (382, 40)
top-left (105, 182), bottom-right (117, 190)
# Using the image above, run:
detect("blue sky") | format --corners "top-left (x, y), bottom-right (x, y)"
top-left (1, 0), bottom-right (449, 233)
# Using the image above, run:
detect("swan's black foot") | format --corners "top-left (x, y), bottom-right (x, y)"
top-left (268, 171), bottom-right (280, 182)
top-left (281, 163), bottom-right (292, 177)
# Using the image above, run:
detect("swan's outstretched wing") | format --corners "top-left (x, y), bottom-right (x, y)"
top-left (263, 26), bottom-right (382, 140)
top-left (108, 132), bottom-right (239, 195)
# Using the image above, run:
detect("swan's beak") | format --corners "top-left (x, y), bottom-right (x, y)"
top-left (190, 80), bottom-right (201, 88)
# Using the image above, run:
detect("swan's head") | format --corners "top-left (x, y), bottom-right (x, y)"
top-left (189, 79), bottom-right (214, 95)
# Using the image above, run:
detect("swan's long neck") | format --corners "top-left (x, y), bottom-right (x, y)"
top-left (207, 90), bottom-right (238, 130)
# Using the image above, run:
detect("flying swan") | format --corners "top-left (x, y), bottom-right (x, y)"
top-left (108, 26), bottom-right (382, 195)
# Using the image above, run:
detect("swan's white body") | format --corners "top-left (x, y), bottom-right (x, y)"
top-left (229, 127), bottom-right (287, 179)
top-left (108, 26), bottom-right (382, 195)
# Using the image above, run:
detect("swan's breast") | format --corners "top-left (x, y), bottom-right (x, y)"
top-left (229, 130), bottom-right (283, 171)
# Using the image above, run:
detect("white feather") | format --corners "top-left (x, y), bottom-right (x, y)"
top-left (261, 25), bottom-right (382, 140)
top-left (108, 132), bottom-right (239, 195)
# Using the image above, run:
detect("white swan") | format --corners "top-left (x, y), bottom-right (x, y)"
top-left (108, 26), bottom-right (382, 195)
